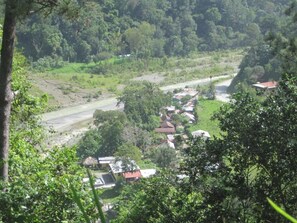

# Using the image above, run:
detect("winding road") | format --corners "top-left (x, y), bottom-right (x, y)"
top-left (42, 75), bottom-right (234, 133)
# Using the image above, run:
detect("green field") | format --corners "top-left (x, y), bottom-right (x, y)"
top-left (32, 49), bottom-right (243, 91)
top-left (29, 49), bottom-right (243, 111)
top-left (190, 99), bottom-right (225, 138)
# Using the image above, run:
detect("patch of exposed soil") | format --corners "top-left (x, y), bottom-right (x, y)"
top-left (30, 77), bottom-right (113, 110)
top-left (132, 73), bottom-right (165, 83)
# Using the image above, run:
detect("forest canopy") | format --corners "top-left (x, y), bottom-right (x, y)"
top-left (14, 0), bottom-right (290, 63)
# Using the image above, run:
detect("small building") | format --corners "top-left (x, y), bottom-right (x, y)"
top-left (167, 134), bottom-right (175, 142)
top-left (109, 160), bottom-right (141, 182)
top-left (182, 105), bottom-right (194, 113)
top-left (155, 121), bottom-right (176, 134)
top-left (182, 112), bottom-right (195, 123)
top-left (191, 130), bottom-right (211, 140)
top-left (98, 156), bottom-right (116, 168)
top-left (166, 106), bottom-right (176, 113)
top-left (140, 169), bottom-right (157, 178)
top-left (252, 81), bottom-right (278, 91)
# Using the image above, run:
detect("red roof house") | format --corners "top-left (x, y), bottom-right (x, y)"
top-left (252, 81), bottom-right (278, 90)
top-left (122, 170), bottom-right (142, 182)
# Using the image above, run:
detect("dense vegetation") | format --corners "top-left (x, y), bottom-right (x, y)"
top-left (0, 53), bottom-right (97, 222)
top-left (16, 0), bottom-right (289, 64)
top-left (1, 0), bottom-right (296, 222)
top-left (229, 1), bottom-right (297, 91)
top-left (112, 72), bottom-right (297, 223)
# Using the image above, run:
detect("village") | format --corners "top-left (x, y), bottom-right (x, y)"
top-left (81, 80), bottom-right (279, 190)
top-left (81, 86), bottom-right (214, 188)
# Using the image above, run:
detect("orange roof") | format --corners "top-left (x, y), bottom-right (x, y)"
top-left (155, 127), bottom-right (176, 134)
top-left (122, 170), bottom-right (142, 179)
top-left (253, 81), bottom-right (278, 89)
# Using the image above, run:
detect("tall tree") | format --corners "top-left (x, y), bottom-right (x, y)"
top-left (0, 0), bottom-right (17, 181)
top-left (0, 0), bottom-right (78, 181)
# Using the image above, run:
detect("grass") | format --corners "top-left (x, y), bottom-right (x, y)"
top-left (138, 159), bottom-right (158, 169)
top-left (97, 186), bottom-right (122, 204)
top-left (29, 49), bottom-right (244, 106)
top-left (189, 99), bottom-right (225, 138)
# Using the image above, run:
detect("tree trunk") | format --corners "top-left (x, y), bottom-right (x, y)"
top-left (0, 2), bottom-right (17, 181)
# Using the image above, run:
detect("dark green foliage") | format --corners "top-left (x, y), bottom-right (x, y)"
top-left (182, 75), bottom-right (297, 222)
top-left (118, 81), bottom-right (171, 130)
top-left (93, 110), bottom-right (128, 156)
top-left (15, 0), bottom-right (290, 62)
top-left (112, 173), bottom-right (205, 223)
top-left (77, 129), bottom-right (102, 159)
top-left (149, 144), bottom-right (177, 168)
top-left (229, 2), bottom-right (297, 92)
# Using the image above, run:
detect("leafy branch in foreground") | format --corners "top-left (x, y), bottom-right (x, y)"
top-left (267, 198), bottom-right (297, 223)
top-left (70, 169), bottom-right (106, 223)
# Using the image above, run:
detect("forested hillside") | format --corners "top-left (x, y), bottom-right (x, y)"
top-left (16, 0), bottom-right (289, 63)
top-left (229, 1), bottom-right (297, 92)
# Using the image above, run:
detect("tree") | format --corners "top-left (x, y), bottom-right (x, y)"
top-left (118, 81), bottom-right (171, 130)
top-left (112, 173), bottom-right (205, 223)
top-left (0, 51), bottom-right (96, 222)
top-left (93, 110), bottom-right (128, 156)
top-left (149, 144), bottom-right (177, 169)
top-left (114, 143), bottom-right (142, 163)
top-left (0, 0), bottom-right (78, 181)
top-left (77, 129), bottom-right (102, 160)
top-left (181, 75), bottom-right (297, 222)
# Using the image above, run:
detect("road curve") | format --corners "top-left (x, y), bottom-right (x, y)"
top-left (41, 75), bottom-right (233, 132)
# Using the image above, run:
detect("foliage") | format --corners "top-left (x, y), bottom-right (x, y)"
top-left (93, 110), bottom-right (128, 156)
top-left (77, 129), bottom-right (102, 160)
top-left (118, 81), bottom-right (171, 130)
top-left (148, 144), bottom-right (177, 169)
top-left (70, 169), bottom-right (106, 223)
top-left (15, 0), bottom-right (290, 62)
top-left (0, 51), bottom-right (94, 222)
top-left (112, 173), bottom-right (205, 223)
top-left (229, 2), bottom-right (297, 92)
top-left (182, 74), bottom-right (297, 222)
top-left (114, 143), bottom-right (142, 163)
top-left (189, 99), bottom-right (223, 138)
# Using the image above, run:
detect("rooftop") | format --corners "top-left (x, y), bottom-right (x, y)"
top-left (252, 81), bottom-right (278, 89)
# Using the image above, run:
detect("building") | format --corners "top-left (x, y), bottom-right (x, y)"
top-left (191, 130), bottom-right (211, 140)
top-left (109, 160), bottom-right (141, 182)
top-left (252, 81), bottom-right (278, 91)
top-left (155, 120), bottom-right (176, 134)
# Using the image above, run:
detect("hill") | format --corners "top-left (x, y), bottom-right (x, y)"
top-left (16, 0), bottom-right (289, 64)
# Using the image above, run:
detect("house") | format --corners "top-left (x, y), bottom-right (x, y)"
top-left (181, 112), bottom-right (195, 123)
top-left (252, 81), bottom-right (278, 90)
top-left (166, 106), bottom-right (176, 113)
top-left (109, 160), bottom-right (141, 182)
top-left (98, 156), bottom-right (116, 168)
top-left (191, 130), bottom-right (210, 140)
top-left (155, 120), bottom-right (176, 134)
top-left (182, 105), bottom-right (194, 113)
top-left (140, 169), bottom-right (157, 178)
top-left (167, 134), bottom-right (175, 142)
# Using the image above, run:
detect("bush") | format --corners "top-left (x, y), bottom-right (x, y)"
top-left (32, 56), bottom-right (66, 71)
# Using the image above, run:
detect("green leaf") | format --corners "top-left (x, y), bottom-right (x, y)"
top-left (87, 169), bottom-right (106, 223)
top-left (69, 183), bottom-right (91, 223)
top-left (267, 198), bottom-right (297, 223)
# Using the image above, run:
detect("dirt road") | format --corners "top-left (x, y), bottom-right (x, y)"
top-left (41, 75), bottom-right (233, 134)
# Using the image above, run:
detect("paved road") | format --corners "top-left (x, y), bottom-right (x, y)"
top-left (41, 75), bottom-right (233, 132)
